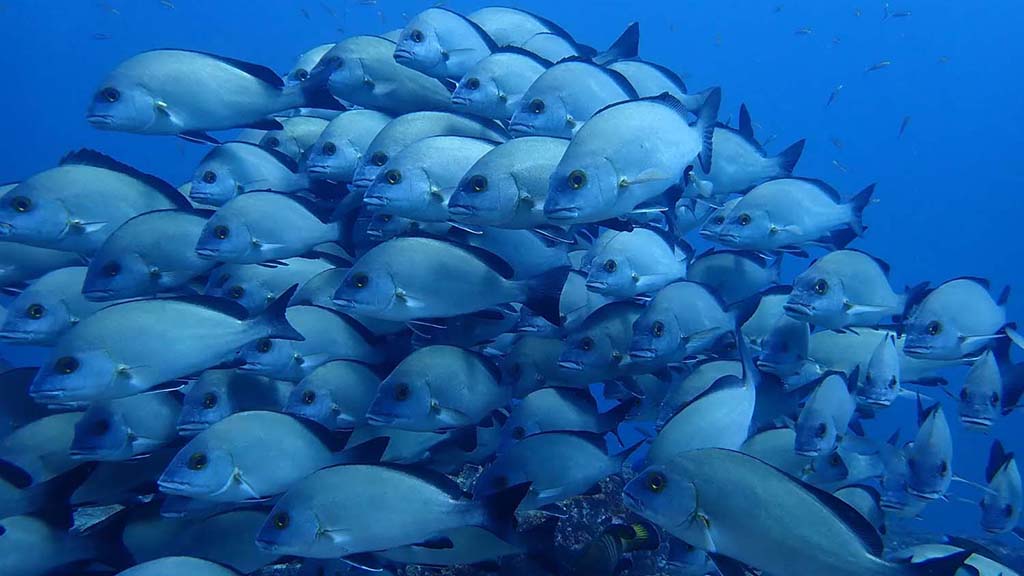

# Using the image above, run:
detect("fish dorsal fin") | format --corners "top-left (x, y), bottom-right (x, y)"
top-left (217, 141), bottom-right (300, 173)
top-left (304, 305), bottom-right (380, 344)
top-left (738, 104), bottom-right (754, 140)
top-left (592, 92), bottom-right (688, 122)
top-left (303, 250), bottom-right (353, 268)
top-left (987, 440), bottom-right (1014, 483)
top-left (492, 46), bottom-right (554, 68)
top-left (786, 177), bottom-right (843, 204)
top-left (509, 8), bottom-right (582, 49)
top-left (618, 58), bottom-right (688, 94)
top-left (377, 463), bottom-right (469, 500)
top-left (435, 6), bottom-right (499, 52)
top-left (948, 276), bottom-right (992, 291)
top-left (155, 49), bottom-right (285, 88)
top-left (452, 241), bottom-right (516, 280)
top-left (369, 35), bottom-right (398, 46)
top-left (550, 58), bottom-right (639, 99)
top-left (846, 249), bottom-right (892, 277)
top-left (917, 397), bottom-right (942, 427)
top-left (59, 149), bottom-right (191, 209)
top-left (166, 294), bottom-right (251, 320)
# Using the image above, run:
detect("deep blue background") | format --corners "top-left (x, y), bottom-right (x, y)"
top-left (2, 0), bottom-right (1021, 543)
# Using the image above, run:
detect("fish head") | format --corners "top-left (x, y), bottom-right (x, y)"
top-left (203, 267), bottom-right (271, 316)
top-left (629, 311), bottom-right (681, 363)
top-left (189, 157), bottom-right (243, 207)
top-left (177, 373), bottom-right (233, 435)
top-left (451, 70), bottom-right (505, 119)
top-left (326, 53), bottom-right (371, 98)
top-left (333, 262), bottom-right (399, 319)
top-left (907, 405), bottom-right (953, 500)
top-left (509, 93), bottom-right (573, 138)
top-left (285, 380), bottom-right (338, 429)
top-left (497, 412), bottom-right (542, 454)
top-left (306, 135), bottom-right (361, 182)
top-left (365, 374), bottom-right (433, 430)
top-left (394, 16), bottom-right (447, 78)
top-left (255, 501), bottom-right (325, 555)
top-left (350, 149), bottom-right (390, 193)
top-left (786, 269), bottom-right (848, 328)
top-left (473, 457), bottom-right (530, 502)
top-left (805, 449), bottom-right (850, 484)
top-left (697, 199), bottom-right (740, 242)
top-left (69, 403), bottom-right (134, 461)
top-left (364, 211), bottom-right (417, 241)
top-left (980, 462), bottom-right (1022, 533)
top-left (716, 206), bottom-right (773, 248)
top-left (195, 212), bottom-right (256, 262)
top-left (958, 351), bottom-right (1002, 429)
top-left (902, 308), bottom-right (965, 360)
top-left (260, 130), bottom-right (301, 161)
top-left (858, 334), bottom-right (900, 407)
top-left (584, 251), bottom-right (639, 299)
top-left (561, 328), bottom-right (618, 377)
top-left (449, 169), bottom-right (516, 226)
top-left (545, 156), bottom-right (622, 224)
top-left (623, 465), bottom-right (698, 534)
top-left (363, 163), bottom-right (433, 217)
top-left (0, 292), bottom-right (73, 345)
top-left (0, 184), bottom-right (71, 245)
top-left (673, 198), bottom-right (706, 237)
top-left (29, 348), bottom-right (123, 403)
top-left (86, 76), bottom-right (160, 132)
top-left (239, 337), bottom-right (302, 381)
top-left (82, 251), bottom-right (152, 301)
top-left (794, 406), bottom-right (837, 457)
top-left (755, 317), bottom-right (808, 377)
top-left (158, 434), bottom-right (237, 500)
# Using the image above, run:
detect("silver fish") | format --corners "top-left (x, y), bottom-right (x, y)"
top-left (958, 350), bottom-right (1003, 429)
top-left (204, 253), bottom-right (341, 315)
top-left (979, 440), bottom-right (1021, 535)
top-left (258, 115), bottom-right (330, 160)
top-left (285, 360), bottom-right (381, 430)
top-left (794, 371), bottom-right (857, 457)
top-left (906, 401), bottom-right (953, 501)
top-left (629, 281), bottom-right (739, 364)
top-left (189, 142), bottom-right (308, 207)
top-left (903, 277), bottom-right (1008, 361)
top-left (0, 412), bottom-right (84, 488)
top-left (177, 369), bottom-right (292, 436)
top-left (858, 332), bottom-right (902, 408)
top-left (0, 243), bottom-right (85, 288)
top-left (70, 391), bottom-right (181, 461)
top-left (582, 227), bottom-right (690, 300)
top-left (305, 110), bottom-right (393, 183)
top-left (285, 43), bottom-right (335, 85)
top-left (499, 387), bottom-right (627, 451)
top-left (451, 48), bottom-right (552, 120)
top-left (686, 249), bottom-right (781, 305)
top-left (559, 301), bottom-right (645, 383)
top-left (0, 267), bottom-right (113, 345)
top-left (394, 7), bottom-right (498, 81)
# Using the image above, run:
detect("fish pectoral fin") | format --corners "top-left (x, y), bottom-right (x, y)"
top-left (842, 301), bottom-right (892, 315)
top-left (960, 333), bottom-right (1006, 345)
top-left (340, 552), bottom-right (381, 571)
top-left (70, 219), bottom-right (108, 233)
top-left (707, 552), bottom-right (755, 576)
top-left (394, 288), bottom-right (425, 308)
top-left (233, 469), bottom-right (262, 500)
top-left (322, 527), bottom-right (352, 545)
top-left (535, 487), bottom-right (566, 500)
top-left (412, 536), bottom-right (455, 550)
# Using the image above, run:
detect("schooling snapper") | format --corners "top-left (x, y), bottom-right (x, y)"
top-left (0, 3), bottom-right (1017, 576)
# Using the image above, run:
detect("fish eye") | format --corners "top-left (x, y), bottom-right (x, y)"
top-left (830, 452), bottom-right (842, 466)
top-left (907, 457), bottom-right (917, 471)
top-left (512, 426), bottom-right (526, 440)
top-left (273, 512), bottom-right (290, 530)
top-left (385, 169), bottom-right (402, 185)
top-left (102, 261), bottom-right (121, 277)
top-left (991, 392), bottom-right (1000, 406)
top-left (257, 338), bottom-right (273, 354)
top-left (302, 390), bottom-right (316, 405)
top-left (466, 77), bottom-right (481, 91)
top-left (10, 196), bottom-right (32, 213)
top-left (351, 272), bottom-right (369, 289)
top-left (55, 356), bottom-right (79, 375)
top-left (938, 460), bottom-right (949, 476)
top-left (1004, 504), bottom-right (1014, 517)
top-left (603, 259), bottom-right (617, 273)
top-left (580, 336), bottom-right (594, 351)
top-left (646, 471), bottom-right (666, 493)
top-left (92, 418), bottom-right (111, 435)
top-left (469, 175), bottom-right (488, 193)
top-left (187, 452), bottom-right (208, 471)
top-left (815, 422), bottom-right (827, 438)
top-left (713, 215), bottom-right (725, 225)
top-left (529, 98), bottom-right (545, 114)
top-left (101, 87), bottom-right (120, 103)
top-left (0, 524), bottom-right (6, 536)
top-left (228, 285), bottom-right (245, 300)
top-left (26, 303), bottom-right (45, 319)
top-left (213, 225), bottom-right (230, 240)
top-left (394, 382), bottom-right (411, 401)
top-left (652, 321), bottom-right (665, 338)
top-left (506, 363), bottom-right (521, 380)
top-left (926, 320), bottom-right (942, 336)
top-left (202, 170), bottom-right (217, 184)
top-left (888, 376), bottom-right (898, 389)
top-left (380, 214), bottom-right (392, 223)
top-left (335, 57), bottom-right (345, 70)
top-left (738, 213), bottom-right (752, 226)
top-left (813, 278), bottom-right (829, 295)
top-left (201, 392), bottom-right (218, 409)
top-left (322, 141), bottom-right (337, 156)
top-left (959, 387), bottom-right (969, 401)
top-left (411, 29), bottom-right (425, 43)
top-left (296, 68), bottom-right (309, 81)
top-left (264, 136), bottom-right (281, 149)
top-left (371, 151), bottom-right (389, 166)
top-left (567, 170), bottom-right (587, 190)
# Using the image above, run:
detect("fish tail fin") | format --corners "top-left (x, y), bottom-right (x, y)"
top-left (596, 22), bottom-right (640, 64)
top-left (695, 87), bottom-right (723, 173)
top-left (524, 266), bottom-right (572, 327)
top-left (849, 183), bottom-right (876, 235)
top-left (478, 481), bottom-right (532, 542)
top-left (678, 87), bottom-right (715, 115)
top-left (899, 549), bottom-right (973, 575)
top-left (257, 284), bottom-right (304, 341)
top-left (775, 138), bottom-right (806, 176)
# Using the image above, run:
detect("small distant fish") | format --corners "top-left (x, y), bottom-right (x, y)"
top-left (774, 4), bottom-right (784, 13)
top-left (854, 8), bottom-right (862, 17)
top-left (832, 159), bottom-right (848, 173)
top-left (832, 36), bottom-right (842, 45)
top-left (883, 4), bottom-right (912, 20)
top-left (865, 60), bottom-right (892, 73)
top-left (831, 137), bottom-right (844, 149)
top-left (795, 27), bottom-right (813, 36)
top-left (93, 32), bottom-right (111, 40)
top-left (299, 7), bottom-right (310, 19)
top-left (159, 0), bottom-right (174, 8)
top-left (358, 0), bottom-right (377, 4)
top-left (899, 115), bottom-right (911, 138)
top-left (97, 2), bottom-right (120, 15)
top-left (827, 84), bottom-right (843, 107)
top-left (319, 1), bottom-right (335, 16)
top-left (938, 55), bottom-right (950, 64)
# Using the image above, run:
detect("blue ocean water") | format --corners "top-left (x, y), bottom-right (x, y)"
top-left (1, 0), bottom-right (1022, 563)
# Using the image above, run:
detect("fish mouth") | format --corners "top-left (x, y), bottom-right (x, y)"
top-left (237, 362), bottom-right (267, 372)
top-left (305, 163), bottom-right (331, 175)
top-left (508, 122), bottom-right (533, 135)
top-left (349, 179), bottom-right (373, 192)
top-left (629, 348), bottom-right (657, 360)
top-left (959, 415), bottom-right (993, 429)
top-left (513, 324), bottom-right (540, 333)
top-left (545, 207), bottom-right (580, 221)
top-left (906, 486), bottom-right (943, 501)
top-left (557, 360), bottom-right (584, 372)
top-left (794, 448), bottom-right (821, 457)
top-left (365, 412), bottom-right (396, 426)
top-left (0, 330), bottom-right (43, 343)
top-left (365, 228), bottom-right (384, 239)
top-left (332, 297), bottom-right (357, 309)
top-left (0, 222), bottom-right (14, 236)
top-left (716, 233), bottom-right (741, 245)
top-left (783, 302), bottom-right (814, 318)
top-left (29, 387), bottom-right (69, 402)
top-left (176, 422), bottom-right (207, 435)
top-left (68, 448), bottom-right (103, 459)
top-left (698, 229), bottom-right (717, 239)
top-left (255, 536), bottom-right (283, 552)
top-left (450, 95), bottom-right (471, 106)
top-left (188, 191), bottom-right (218, 203)
top-left (860, 397), bottom-right (893, 408)
top-left (86, 114), bottom-right (115, 127)
top-left (362, 194), bottom-right (389, 207)
top-left (585, 281), bottom-right (609, 292)
top-left (156, 478), bottom-right (193, 495)
top-left (393, 49), bottom-right (415, 62)
top-left (902, 345), bottom-right (932, 358)
top-left (82, 289), bottom-right (117, 300)
top-left (447, 204), bottom-right (475, 217)
top-left (195, 247), bottom-right (219, 259)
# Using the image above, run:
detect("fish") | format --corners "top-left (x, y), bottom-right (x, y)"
top-left (0, 149), bottom-right (190, 254)
top-left (902, 277), bottom-right (1009, 360)
top-left (0, 267), bottom-right (114, 345)
top-left (544, 91), bottom-right (721, 224)
top-left (350, 111), bottom-right (508, 193)
top-left (623, 447), bottom-right (971, 576)
top-left (883, 4), bottom-right (913, 20)
top-left (906, 400), bottom-right (953, 501)
top-left (833, 484), bottom-right (886, 534)
top-left (979, 440), bottom-right (1022, 535)
top-left (665, 537), bottom-right (719, 576)
top-left (0, 412), bottom-right (83, 487)
top-left (69, 390), bottom-right (180, 462)
top-left (628, 281), bottom-right (742, 365)
top-left (958, 349), bottom-right (1004, 430)
top-left (0, 369), bottom-right (52, 441)
top-left (83, 209), bottom-right (215, 300)
top-left (362, 136), bottom-right (496, 222)
top-left (687, 249), bottom-right (782, 305)
top-left (204, 253), bottom-right (342, 315)
top-left (509, 59), bottom-right (638, 138)
top-left (795, 27), bottom-right (813, 35)
top-left (712, 178), bottom-right (875, 252)
top-left (305, 110), bottom-right (393, 183)
top-left (740, 427), bottom-right (813, 478)
top-left (87, 49), bottom-right (340, 141)
top-left (568, 521), bottom-right (661, 576)
top-left (469, 7), bottom-right (639, 63)
top-left (448, 136), bottom-right (570, 230)
top-left (865, 60), bottom-right (892, 73)
top-left (179, 370), bottom-right (290, 437)
top-left (858, 332), bottom-right (903, 407)
top-left (687, 104), bottom-right (806, 200)
top-left (804, 435), bottom-right (888, 488)
top-left (499, 335), bottom-right (589, 397)
top-left (254, 463), bottom-right (529, 557)
top-left (499, 387), bottom-right (628, 451)
top-left (697, 196), bottom-right (742, 243)
top-left (28, 287), bottom-right (302, 403)
top-left (608, 60), bottom-right (709, 113)
top-left (258, 115), bottom-right (330, 160)
top-left (285, 360), bottom-right (381, 430)
top-left (394, 7), bottom-right (500, 81)
top-left (794, 370), bottom-right (858, 457)
top-left (285, 43), bottom-right (334, 85)
top-left (367, 345), bottom-right (507, 432)
top-left (450, 48), bottom-right (552, 120)
top-left (658, 360), bottom-right (743, 427)
top-left (239, 305), bottom-right (385, 381)
top-left (827, 84), bottom-right (843, 106)
top-left (560, 301), bottom-right (646, 383)
top-left (189, 142), bottom-right (309, 206)
top-left (899, 115), bottom-right (912, 138)
top-left (0, 514), bottom-right (128, 576)
top-left (195, 192), bottom-right (341, 264)
top-left (116, 556), bottom-right (240, 576)
top-left (581, 227), bottom-right (690, 300)
top-left (475, 431), bottom-right (641, 511)
top-left (891, 544), bottom-right (1017, 576)
top-left (448, 226), bottom-right (572, 280)
top-left (314, 35), bottom-right (454, 114)
top-left (672, 197), bottom-right (717, 237)
top-left (333, 236), bottom-right (569, 324)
